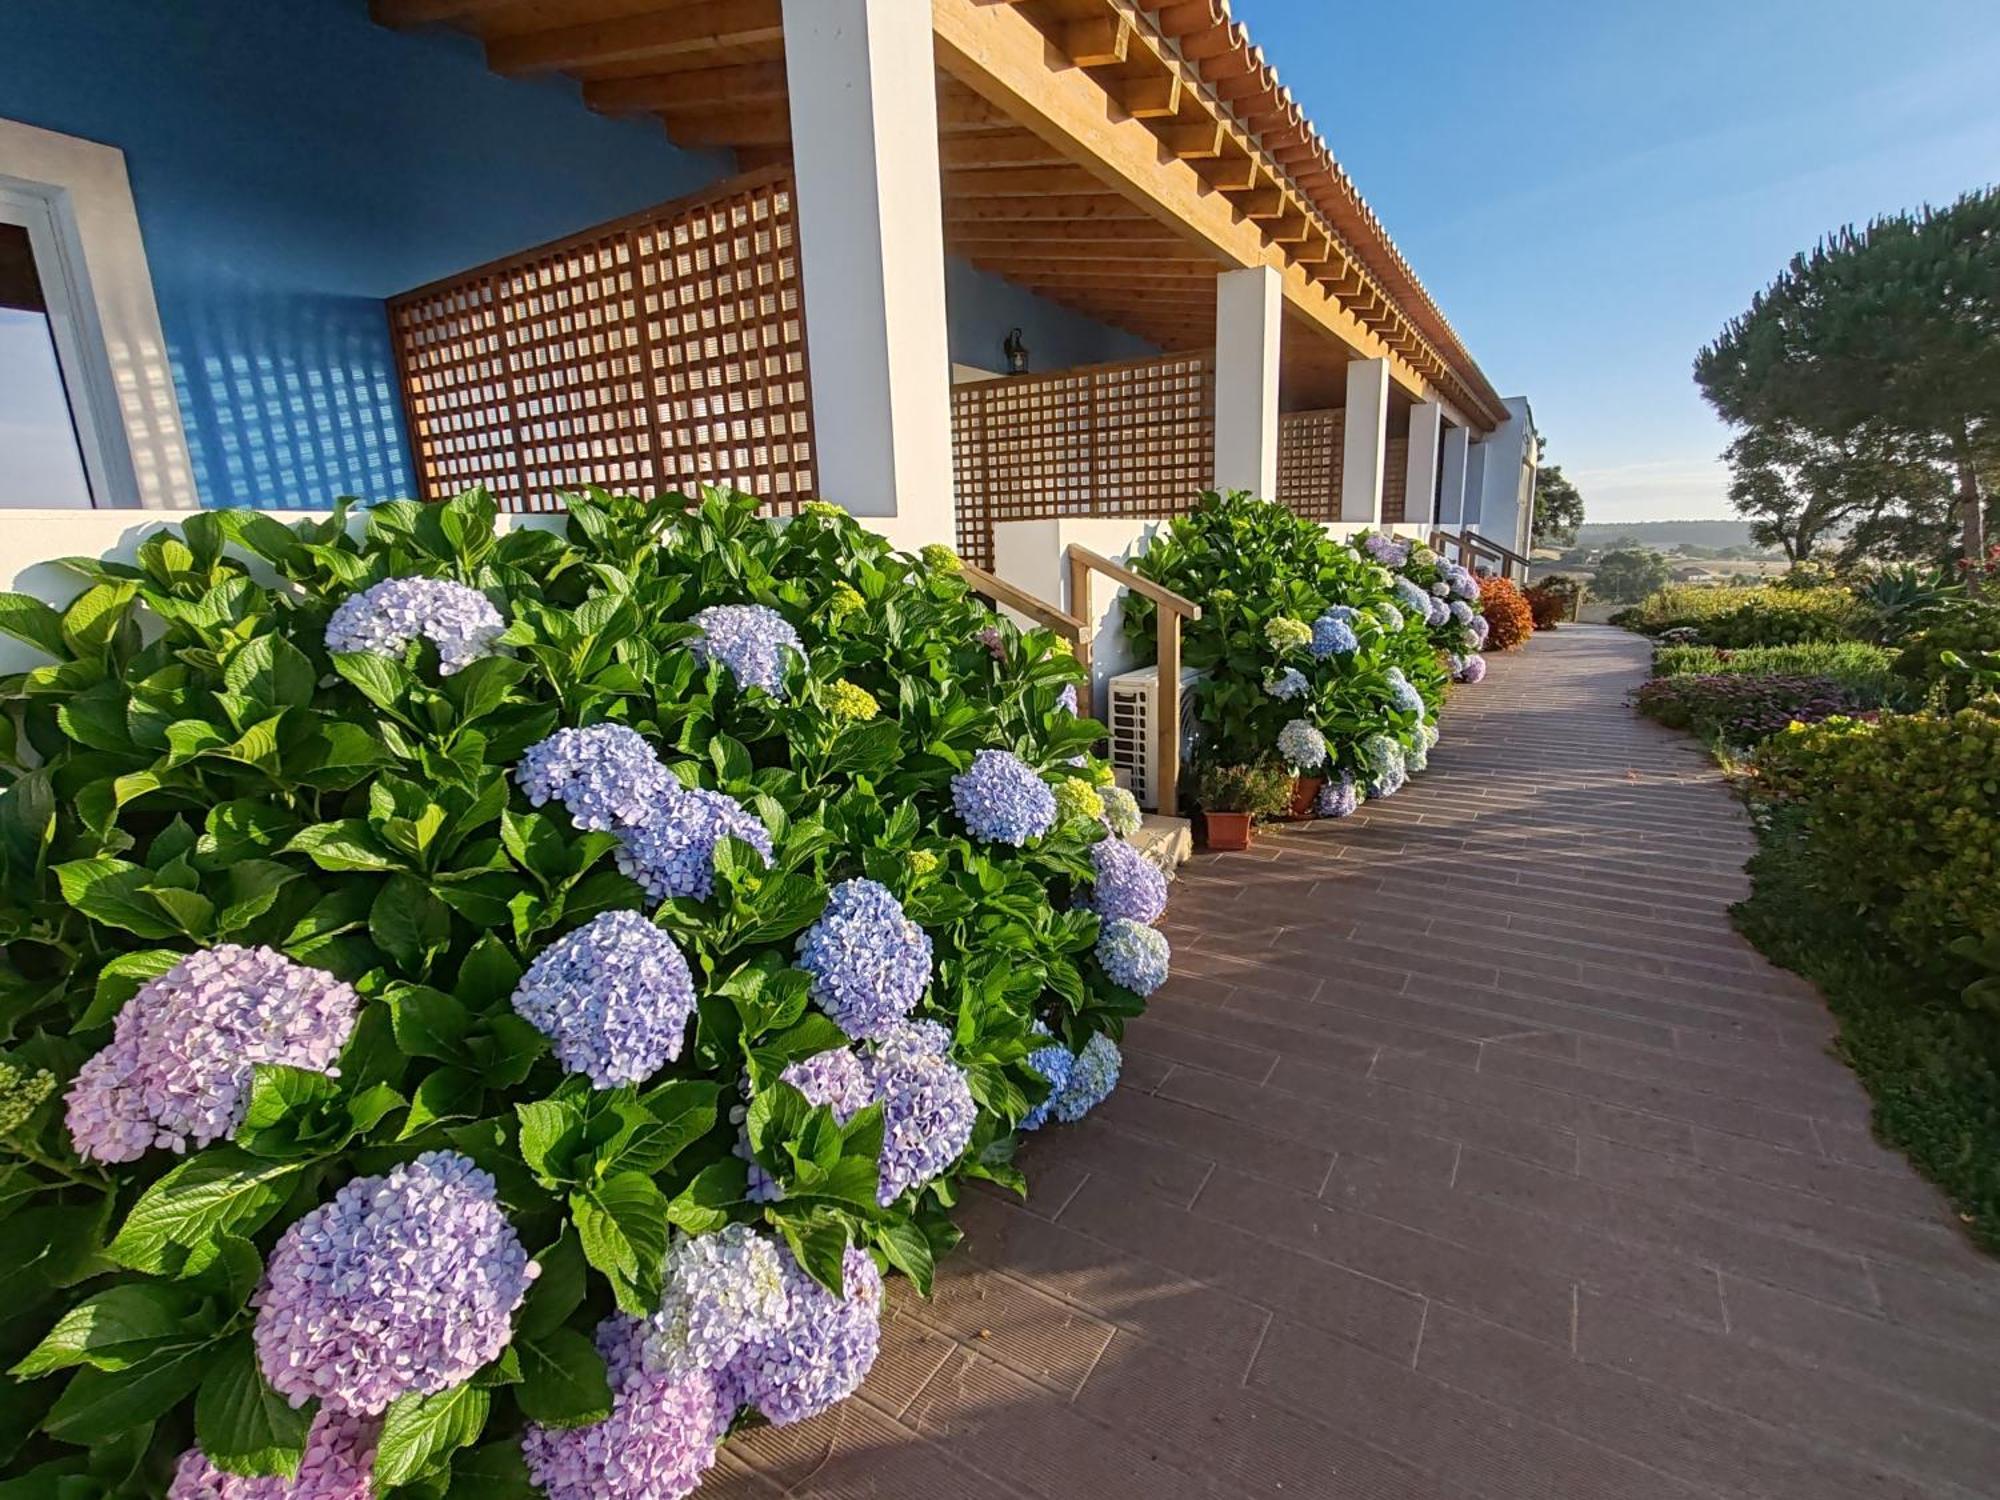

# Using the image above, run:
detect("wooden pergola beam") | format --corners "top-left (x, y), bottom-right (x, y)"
top-left (485, 0), bottom-right (782, 75)
top-left (585, 62), bottom-right (787, 113)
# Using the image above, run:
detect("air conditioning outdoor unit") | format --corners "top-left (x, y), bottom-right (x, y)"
top-left (1105, 665), bottom-right (1205, 812)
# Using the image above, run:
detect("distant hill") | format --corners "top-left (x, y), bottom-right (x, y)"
top-left (1571, 520), bottom-right (1769, 554)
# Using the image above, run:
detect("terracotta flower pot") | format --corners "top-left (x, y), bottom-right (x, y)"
top-left (1201, 810), bottom-right (1253, 851)
top-left (1287, 775), bottom-right (1323, 821)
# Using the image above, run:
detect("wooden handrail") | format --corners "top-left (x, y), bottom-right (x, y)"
top-left (960, 562), bottom-right (1089, 640)
top-left (1064, 544), bottom-right (1198, 816)
top-left (1064, 545), bottom-right (1202, 620)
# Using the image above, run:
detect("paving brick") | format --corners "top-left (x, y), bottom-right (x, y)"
top-left (1090, 1088), bottom-right (1334, 1193)
top-left (899, 1251), bottom-right (1115, 1398)
top-left (1156, 1061), bottom-right (1461, 1177)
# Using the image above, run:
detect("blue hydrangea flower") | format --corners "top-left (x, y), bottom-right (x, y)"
top-left (1020, 1033), bottom-right (1076, 1132)
top-left (688, 604), bottom-right (805, 696)
top-left (1052, 1033), bottom-right (1121, 1122)
top-left (1430, 580), bottom-right (1452, 598)
top-left (66, 945), bottom-right (358, 1165)
top-left (1084, 836), bottom-right (1167, 925)
top-left (1449, 600), bottom-right (1475, 625)
top-left (1096, 918), bottom-right (1170, 996)
top-left (1100, 785), bottom-right (1142, 838)
top-left (516, 724), bottom-right (674, 832)
top-left (796, 878), bottom-right (932, 1041)
top-left (1056, 683), bottom-right (1079, 715)
top-left (1392, 577), bottom-right (1433, 619)
top-left (511, 911), bottom-right (695, 1088)
top-left (782, 1047), bottom-right (876, 1122)
top-left (324, 576), bottom-right (505, 676)
top-left (722, 1244), bottom-right (882, 1427)
top-left (1277, 717), bottom-right (1327, 770)
top-left (254, 1151), bottom-right (536, 1415)
top-left (616, 785), bottom-right (773, 901)
top-left (1311, 614), bottom-right (1359, 657)
top-left (1264, 667), bottom-right (1309, 700)
top-left (951, 748), bottom-right (1057, 846)
top-left (870, 1020), bottom-right (976, 1203)
top-left (1447, 566), bottom-right (1480, 600)
top-left (1315, 774), bottom-right (1360, 818)
top-left (1361, 533), bottom-right (1411, 567)
top-left (1361, 733), bottom-right (1405, 780)
top-left (644, 1224), bottom-right (791, 1382)
top-left (1471, 614), bottom-right (1491, 648)
top-left (524, 1314), bottom-right (728, 1500)
top-left (1385, 668), bottom-right (1425, 717)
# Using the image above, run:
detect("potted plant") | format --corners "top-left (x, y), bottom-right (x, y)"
top-left (1194, 759), bottom-right (1293, 850)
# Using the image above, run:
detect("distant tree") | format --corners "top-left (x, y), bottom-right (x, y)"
top-left (1530, 440), bottom-right (1585, 549)
top-left (1695, 188), bottom-right (2000, 582)
top-left (1593, 547), bottom-right (1672, 603)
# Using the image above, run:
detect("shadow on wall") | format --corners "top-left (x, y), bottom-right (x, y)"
top-left (168, 285), bottom-right (415, 509)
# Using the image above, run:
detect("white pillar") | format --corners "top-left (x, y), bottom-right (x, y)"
top-left (783, 0), bottom-right (955, 550)
top-left (1402, 401), bottom-right (1442, 533)
top-left (1339, 357), bottom-right (1390, 524)
top-left (1437, 425), bottom-right (1470, 528)
top-left (1211, 266), bottom-right (1282, 497)
top-left (1463, 440), bottom-right (1489, 534)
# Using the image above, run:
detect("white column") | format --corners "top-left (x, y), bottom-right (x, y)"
top-left (783, 0), bottom-right (956, 550)
top-left (1402, 401), bottom-right (1442, 533)
top-left (1339, 357), bottom-right (1390, 524)
top-left (1462, 440), bottom-right (1489, 534)
top-left (1437, 424), bottom-right (1470, 528)
top-left (1211, 266), bottom-right (1282, 497)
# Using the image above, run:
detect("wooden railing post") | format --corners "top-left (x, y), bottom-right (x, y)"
top-left (1067, 548), bottom-right (1095, 721)
top-left (1156, 609), bottom-right (1182, 816)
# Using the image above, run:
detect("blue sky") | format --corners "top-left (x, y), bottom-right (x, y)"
top-left (1232, 0), bottom-right (2000, 523)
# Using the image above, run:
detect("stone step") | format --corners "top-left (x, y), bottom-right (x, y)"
top-left (1130, 814), bottom-right (1192, 881)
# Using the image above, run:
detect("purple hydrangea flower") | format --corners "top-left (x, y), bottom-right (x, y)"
top-left (976, 624), bottom-right (1006, 660)
top-left (722, 1245), bottom-right (882, 1427)
top-left (1020, 1033), bottom-right (1075, 1133)
top-left (168, 1410), bottom-right (378, 1499)
top-left (1361, 533), bottom-right (1411, 567)
top-left (1100, 785), bottom-right (1142, 838)
top-left (1430, 580), bottom-right (1451, 598)
top-left (1425, 595), bottom-right (1451, 628)
top-left (1449, 600), bottom-right (1475, 625)
top-left (1447, 566), bottom-right (1480, 601)
top-left (871, 1019), bottom-right (975, 1204)
top-left (1311, 614), bottom-right (1359, 657)
top-left (644, 1224), bottom-right (791, 1381)
top-left (1457, 653), bottom-right (1488, 684)
top-left (324, 576), bottom-right (505, 676)
top-left (951, 749), bottom-right (1058, 845)
top-left (1315, 773), bottom-right (1360, 818)
top-left (1277, 717), bottom-right (1328, 770)
top-left (1265, 667), bottom-right (1309, 700)
top-left (783, 1047), bottom-right (877, 1122)
top-left (688, 604), bottom-right (806, 696)
top-left (66, 945), bottom-right (358, 1165)
top-left (1096, 918), bottom-right (1170, 996)
top-left (524, 1315), bottom-right (729, 1500)
top-left (796, 878), bottom-right (933, 1041)
top-left (1470, 615), bottom-right (1491, 648)
top-left (516, 723), bottom-right (674, 832)
top-left (1083, 836), bottom-right (1168, 925)
top-left (616, 785), bottom-right (773, 901)
top-left (1392, 577), bottom-right (1433, 619)
top-left (1052, 1033), bottom-right (1121, 1122)
top-left (1056, 683), bottom-right (1079, 715)
top-left (511, 911), bottom-right (695, 1088)
top-left (254, 1151), bottom-right (536, 1415)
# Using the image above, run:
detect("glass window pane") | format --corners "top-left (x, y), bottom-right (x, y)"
top-left (0, 221), bottom-right (93, 509)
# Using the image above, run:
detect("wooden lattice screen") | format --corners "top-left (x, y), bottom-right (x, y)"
top-left (389, 167), bottom-right (813, 513)
top-left (1277, 408), bottom-right (1343, 520)
top-left (949, 353), bottom-right (1214, 566)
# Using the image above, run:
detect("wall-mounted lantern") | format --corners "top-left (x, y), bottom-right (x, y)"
top-left (1003, 327), bottom-right (1029, 375)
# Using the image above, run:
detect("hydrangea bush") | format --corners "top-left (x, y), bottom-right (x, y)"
top-left (1123, 493), bottom-right (1455, 811)
top-left (0, 488), bottom-right (1156, 1496)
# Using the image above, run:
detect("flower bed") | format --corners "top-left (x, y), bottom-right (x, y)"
top-left (1122, 493), bottom-right (1463, 815)
top-left (1632, 673), bottom-right (1877, 746)
top-left (1353, 530), bottom-right (1488, 677)
top-left (1609, 582), bottom-right (1866, 646)
top-left (0, 490), bottom-right (1164, 1495)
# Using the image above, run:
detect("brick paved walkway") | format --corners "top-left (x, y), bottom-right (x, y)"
top-left (713, 626), bottom-right (2000, 1499)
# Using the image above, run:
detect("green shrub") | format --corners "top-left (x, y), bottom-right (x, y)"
top-left (1191, 760), bottom-right (1293, 818)
top-left (1894, 601), bottom-right (2000, 711)
top-left (1614, 584), bottom-right (1866, 646)
top-left (0, 489), bottom-right (1141, 1492)
top-left (1749, 709), bottom-right (2000, 1004)
top-left (1123, 493), bottom-right (1449, 789)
